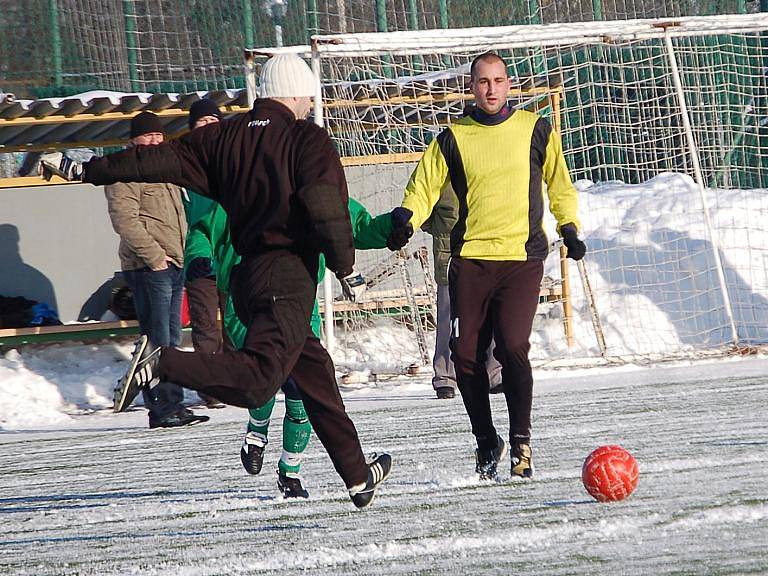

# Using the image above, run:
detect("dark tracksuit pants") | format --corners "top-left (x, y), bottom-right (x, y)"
top-left (185, 275), bottom-right (232, 404)
top-left (185, 275), bottom-right (232, 354)
top-left (448, 257), bottom-right (543, 452)
top-left (158, 251), bottom-right (368, 488)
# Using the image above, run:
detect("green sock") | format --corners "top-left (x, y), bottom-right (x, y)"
top-left (278, 398), bottom-right (311, 476)
top-left (247, 396), bottom-right (276, 437)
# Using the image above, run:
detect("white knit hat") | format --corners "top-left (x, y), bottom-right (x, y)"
top-left (259, 54), bottom-right (316, 98)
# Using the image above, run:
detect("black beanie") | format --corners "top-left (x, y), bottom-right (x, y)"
top-left (130, 111), bottom-right (164, 138)
top-left (188, 99), bottom-right (222, 130)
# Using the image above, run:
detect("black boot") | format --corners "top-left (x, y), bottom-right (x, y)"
top-left (240, 431), bottom-right (267, 475)
top-left (475, 434), bottom-right (508, 481)
top-left (277, 471), bottom-right (310, 499)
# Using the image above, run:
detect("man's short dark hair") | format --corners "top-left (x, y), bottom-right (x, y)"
top-left (470, 52), bottom-right (507, 80)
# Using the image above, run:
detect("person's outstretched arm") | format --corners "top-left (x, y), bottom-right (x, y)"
top-left (83, 127), bottom-right (217, 199)
top-left (348, 197), bottom-right (393, 251)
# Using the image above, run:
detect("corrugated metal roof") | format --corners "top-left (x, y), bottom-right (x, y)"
top-left (0, 89), bottom-right (249, 153)
top-left (0, 71), bottom-right (562, 155)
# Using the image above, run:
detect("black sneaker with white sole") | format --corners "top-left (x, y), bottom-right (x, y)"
top-left (277, 471), bottom-right (309, 499)
top-left (149, 408), bottom-right (209, 429)
top-left (113, 335), bottom-right (161, 413)
top-left (240, 431), bottom-right (268, 475)
top-left (112, 376), bottom-right (142, 414)
top-left (475, 434), bottom-right (508, 481)
top-left (348, 453), bottom-right (392, 509)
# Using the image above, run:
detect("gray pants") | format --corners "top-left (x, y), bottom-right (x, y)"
top-left (433, 283), bottom-right (502, 391)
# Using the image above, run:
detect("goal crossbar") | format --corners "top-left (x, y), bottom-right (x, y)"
top-left (310, 13), bottom-right (768, 56)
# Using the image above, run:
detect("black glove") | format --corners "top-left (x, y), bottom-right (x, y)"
top-left (561, 223), bottom-right (586, 261)
top-left (39, 152), bottom-right (83, 181)
top-left (386, 207), bottom-right (414, 251)
top-left (338, 272), bottom-right (367, 302)
top-left (186, 257), bottom-right (214, 282)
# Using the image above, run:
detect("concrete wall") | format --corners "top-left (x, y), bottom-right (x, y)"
top-left (0, 163), bottom-right (426, 324)
top-left (1, 183), bottom-right (121, 323)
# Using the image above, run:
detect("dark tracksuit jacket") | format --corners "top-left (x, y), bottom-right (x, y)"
top-left (83, 99), bottom-right (367, 487)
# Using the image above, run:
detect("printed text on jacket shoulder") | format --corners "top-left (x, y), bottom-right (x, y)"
top-left (248, 119), bottom-right (271, 128)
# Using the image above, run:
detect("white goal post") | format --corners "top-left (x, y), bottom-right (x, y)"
top-left (247, 12), bottom-right (768, 364)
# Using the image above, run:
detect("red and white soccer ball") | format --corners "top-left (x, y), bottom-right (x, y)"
top-left (582, 445), bottom-right (639, 502)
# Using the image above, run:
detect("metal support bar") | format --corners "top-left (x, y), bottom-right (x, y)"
top-left (664, 33), bottom-right (739, 346)
top-left (398, 250), bottom-right (430, 366)
top-left (577, 259), bottom-right (607, 356)
top-left (311, 43), bottom-right (336, 353)
top-left (559, 244), bottom-right (574, 348)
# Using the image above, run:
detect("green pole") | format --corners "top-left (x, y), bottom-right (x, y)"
top-left (243, 0), bottom-right (254, 48)
top-left (438, 0), bottom-right (448, 28)
top-left (592, 0), bottom-right (603, 20)
top-left (761, 0), bottom-right (768, 186)
top-left (526, 0), bottom-right (545, 74)
top-left (49, 0), bottom-right (63, 89)
top-left (122, 0), bottom-right (139, 92)
top-left (375, 0), bottom-right (392, 78)
top-left (527, 0), bottom-right (541, 25)
top-left (735, 0), bottom-right (746, 13)
top-left (407, 0), bottom-right (418, 31)
top-left (438, 0), bottom-right (450, 67)
top-left (407, 0), bottom-right (423, 72)
top-left (307, 0), bottom-right (319, 37)
top-left (375, 0), bottom-right (388, 33)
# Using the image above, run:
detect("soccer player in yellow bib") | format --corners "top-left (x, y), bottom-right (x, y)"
top-left (388, 52), bottom-right (586, 482)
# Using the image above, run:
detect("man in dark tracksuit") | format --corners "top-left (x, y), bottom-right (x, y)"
top-left (82, 54), bottom-right (391, 509)
top-left (389, 52), bottom-right (586, 482)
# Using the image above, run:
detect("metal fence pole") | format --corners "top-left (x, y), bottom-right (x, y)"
top-left (311, 43), bottom-right (336, 353)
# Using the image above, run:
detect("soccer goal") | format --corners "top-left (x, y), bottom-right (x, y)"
top-left (248, 12), bottom-right (768, 368)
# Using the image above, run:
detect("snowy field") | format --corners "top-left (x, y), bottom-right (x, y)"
top-left (2, 170), bottom-right (767, 573)
top-left (1, 350), bottom-right (767, 575)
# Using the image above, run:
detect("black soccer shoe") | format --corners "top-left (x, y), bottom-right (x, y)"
top-left (112, 376), bottom-right (142, 414)
top-left (240, 431), bottom-right (268, 475)
top-left (435, 387), bottom-right (456, 399)
top-left (277, 472), bottom-right (310, 499)
top-left (149, 408), bottom-right (209, 429)
top-left (475, 434), bottom-right (508, 481)
top-left (511, 438), bottom-right (534, 479)
top-left (348, 453), bottom-right (393, 509)
top-left (113, 335), bottom-right (161, 413)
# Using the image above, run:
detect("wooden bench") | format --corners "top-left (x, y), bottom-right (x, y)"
top-left (0, 320), bottom-right (140, 347)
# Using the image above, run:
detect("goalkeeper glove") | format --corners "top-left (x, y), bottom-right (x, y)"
top-left (338, 272), bottom-right (367, 302)
top-left (561, 223), bottom-right (586, 261)
top-left (39, 152), bottom-right (83, 181)
top-left (386, 207), bottom-right (414, 251)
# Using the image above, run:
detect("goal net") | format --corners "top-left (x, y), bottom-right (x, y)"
top-left (296, 13), bottom-right (768, 368)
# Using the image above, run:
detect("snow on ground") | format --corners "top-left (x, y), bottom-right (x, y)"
top-left (1, 356), bottom-right (767, 575)
top-left (1, 172), bottom-right (768, 572)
